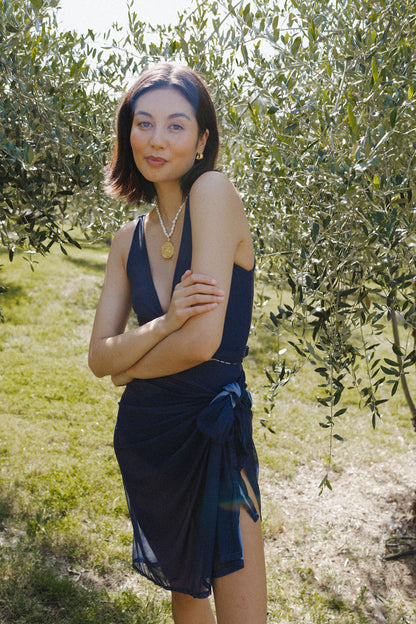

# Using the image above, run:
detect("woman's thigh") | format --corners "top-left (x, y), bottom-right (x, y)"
top-left (212, 473), bottom-right (267, 624)
top-left (171, 592), bottom-right (215, 624)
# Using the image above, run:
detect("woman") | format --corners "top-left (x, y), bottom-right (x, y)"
top-left (89, 63), bottom-right (267, 624)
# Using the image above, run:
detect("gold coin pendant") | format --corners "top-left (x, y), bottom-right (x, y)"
top-left (161, 241), bottom-right (175, 259)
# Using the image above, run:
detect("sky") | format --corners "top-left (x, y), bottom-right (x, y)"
top-left (57, 0), bottom-right (194, 33)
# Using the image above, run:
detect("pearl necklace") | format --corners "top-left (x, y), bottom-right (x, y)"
top-left (155, 198), bottom-right (186, 259)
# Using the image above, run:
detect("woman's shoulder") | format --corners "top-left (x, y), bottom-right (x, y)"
top-left (189, 172), bottom-right (243, 217)
top-left (112, 217), bottom-right (141, 243)
top-left (108, 217), bottom-right (141, 263)
top-left (190, 171), bottom-right (237, 197)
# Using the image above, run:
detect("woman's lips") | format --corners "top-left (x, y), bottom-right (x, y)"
top-left (146, 156), bottom-right (167, 166)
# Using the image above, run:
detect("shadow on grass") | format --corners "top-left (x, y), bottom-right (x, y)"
top-left (0, 280), bottom-right (26, 303)
top-left (63, 255), bottom-right (107, 274)
top-left (0, 486), bottom-right (169, 624)
top-left (385, 489), bottom-right (416, 595)
top-left (0, 547), bottom-right (169, 624)
top-left (294, 553), bottom-right (416, 623)
top-left (0, 491), bottom-right (14, 529)
top-left (0, 280), bottom-right (26, 322)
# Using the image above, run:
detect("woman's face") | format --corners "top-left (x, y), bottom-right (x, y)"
top-left (130, 87), bottom-right (208, 188)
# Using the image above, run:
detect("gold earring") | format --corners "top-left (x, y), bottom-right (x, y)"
top-left (195, 152), bottom-right (204, 161)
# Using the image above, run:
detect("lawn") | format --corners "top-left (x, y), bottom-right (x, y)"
top-left (1, 240), bottom-right (415, 623)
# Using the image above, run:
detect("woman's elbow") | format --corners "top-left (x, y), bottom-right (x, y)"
top-left (88, 348), bottom-right (106, 378)
top-left (188, 334), bottom-right (222, 364)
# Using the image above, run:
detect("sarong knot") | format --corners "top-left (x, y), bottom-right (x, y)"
top-left (196, 381), bottom-right (252, 444)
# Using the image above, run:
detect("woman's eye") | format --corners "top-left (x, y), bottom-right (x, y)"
top-left (137, 120), bottom-right (151, 128)
top-left (170, 123), bottom-right (183, 131)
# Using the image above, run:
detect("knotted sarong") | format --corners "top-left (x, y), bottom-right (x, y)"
top-left (114, 362), bottom-right (260, 598)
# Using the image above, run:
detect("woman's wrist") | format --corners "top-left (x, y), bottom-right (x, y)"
top-left (157, 310), bottom-right (184, 337)
top-left (131, 314), bottom-right (176, 346)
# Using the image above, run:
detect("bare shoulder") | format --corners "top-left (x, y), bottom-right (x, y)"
top-left (112, 218), bottom-right (137, 244)
top-left (107, 218), bottom-right (138, 267)
top-left (191, 170), bottom-right (235, 192)
top-left (111, 218), bottom-right (137, 248)
top-left (190, 172), bottom-right (243, 217)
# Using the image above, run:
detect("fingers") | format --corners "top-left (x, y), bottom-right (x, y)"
top-left (178, 300), bottom-right (219, 320)
top-left (165, 272), bottom-right (225, 330)
top-left (173, 280), bottom-right (224, 306)
top-left (180, 270), bottom-right (218, 287)
top-left (167, 297), bottom-right (220, 327)
top-left (180, 269), bottom-right (193, 282)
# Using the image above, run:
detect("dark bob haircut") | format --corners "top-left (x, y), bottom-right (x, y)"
top-left (104, 63), bottom-right (220, 205)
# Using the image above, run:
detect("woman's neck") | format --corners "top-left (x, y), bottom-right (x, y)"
top-left (154, 183), bottom-right (186, 222)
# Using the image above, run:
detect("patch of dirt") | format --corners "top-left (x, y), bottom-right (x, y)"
top-left (262, 451), bottom-right (416, 622)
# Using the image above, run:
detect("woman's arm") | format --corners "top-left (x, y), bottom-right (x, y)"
top-left (118, 172), bottom-right (254, 381)
top-left (88, 222), bottom-right (224, 378)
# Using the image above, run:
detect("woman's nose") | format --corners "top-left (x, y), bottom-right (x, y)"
top-left (150, 125), bottom-right (166, 148)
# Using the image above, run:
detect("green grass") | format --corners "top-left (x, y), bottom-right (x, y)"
top-left (1, 241), bottom-right (415, 623)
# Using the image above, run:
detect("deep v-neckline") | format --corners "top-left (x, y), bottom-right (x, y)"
top-left (140, 200), bottom-right (189, 315)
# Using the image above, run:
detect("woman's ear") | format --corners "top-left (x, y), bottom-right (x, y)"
top-left (198, 129), bottom-right (209, 154)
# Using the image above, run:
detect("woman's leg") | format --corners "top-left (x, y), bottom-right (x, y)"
top-left (171, 592), bottom-right (216, 624)
top-left (212, 472), bottom-right (267, 624)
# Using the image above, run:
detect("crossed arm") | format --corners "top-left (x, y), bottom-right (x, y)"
top-left (88, 173), bottom-right (250, 384)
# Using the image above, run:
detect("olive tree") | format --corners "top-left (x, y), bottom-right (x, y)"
top-left (0, 0), bottom-right (118, 262)
top-left (218, 0), bottom-right (416, 444)
top-left (0, 0), bottom-right (131, 319)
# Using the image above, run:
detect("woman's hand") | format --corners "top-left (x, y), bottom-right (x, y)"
top-left (163, 270), bottom-right (224, 333)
